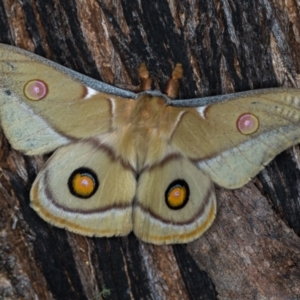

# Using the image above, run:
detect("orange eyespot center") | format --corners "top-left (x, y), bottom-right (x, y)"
top-left (68, 168), bottom-right (99, 199)
top-left (168, 187), bottom-right (186, 206)
top-left (24, 80), bottom-right (48, 100)
top-left (72, 174), bottom-right (94, 196)
top-left (237, 113), bottom-right (259, 135)
top-left (165, 180), bottom-right (190, 210)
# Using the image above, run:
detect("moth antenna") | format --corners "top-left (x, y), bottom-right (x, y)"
top-left (138, 63), bottom-right (152, 91)
top-left (165, 63), bottom-right (183, 99)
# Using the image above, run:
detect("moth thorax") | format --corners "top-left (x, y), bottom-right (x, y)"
top-left (132, 95), bottom-right (168, 127)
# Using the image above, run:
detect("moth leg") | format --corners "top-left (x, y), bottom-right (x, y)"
top-left (165, 63), bottom-right (183, 99)
top-left (138, 63), bottom-right (152, 91)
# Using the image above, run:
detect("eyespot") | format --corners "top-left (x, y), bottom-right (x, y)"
top-left (165, 179), bottom-right (190, 210)
top-left (237, 113), bottom-right (259, 135)
top-left (24, 80), bottom-right (48, 100)
top-left (68, 168), bottom-right (99, 199)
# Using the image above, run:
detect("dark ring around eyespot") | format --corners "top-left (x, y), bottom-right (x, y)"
top-left (68, 167), bottom-right (99, 199)
top-left (165, 179), bottom-right (190, 210)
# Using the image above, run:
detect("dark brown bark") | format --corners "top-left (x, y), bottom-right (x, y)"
top-left (0, 0), bottom-right (299, 299)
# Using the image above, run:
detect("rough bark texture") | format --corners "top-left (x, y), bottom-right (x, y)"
top-left (0, 0), bottom-right (299, 299)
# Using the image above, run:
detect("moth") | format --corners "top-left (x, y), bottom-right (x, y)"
top-left (0, 43), bottom-right (299, 244)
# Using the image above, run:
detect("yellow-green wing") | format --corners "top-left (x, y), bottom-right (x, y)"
top-left (133, 154), bottom-right (216, 244)
top-left (0, 43), bottom-right (135, 154)
top-left (31, 140), bottom-right (136, 237)
top-left (171, 89), bottom-right (300, 188)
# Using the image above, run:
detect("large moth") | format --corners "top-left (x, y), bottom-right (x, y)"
top-left (0, 43), bottom-right (299, 244)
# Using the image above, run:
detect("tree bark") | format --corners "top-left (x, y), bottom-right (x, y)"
top-left (0, 0), bottom-right (299, 299)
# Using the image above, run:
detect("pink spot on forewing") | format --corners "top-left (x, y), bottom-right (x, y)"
top-left (24, 80), bottom-right (48, 100)
top-left (237, 113), bottom-right (259, 135)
